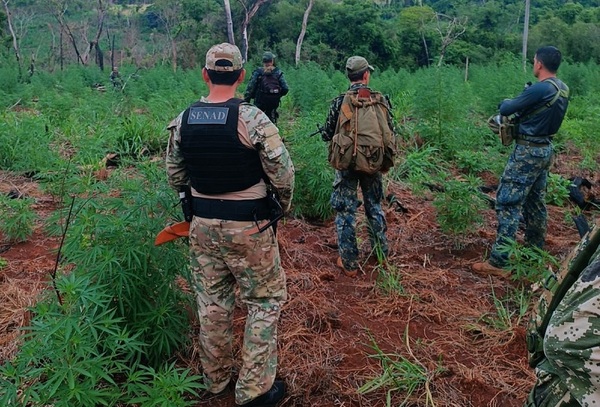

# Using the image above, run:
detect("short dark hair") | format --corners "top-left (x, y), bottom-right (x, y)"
top-left (535, 46), bottom-right (562, 73)
top-left (207, 69), bottom-right (243, 85)
top-left (206, 59), bottom-right (243, 85)
top-left (347, 68), bottom-right (368, 82)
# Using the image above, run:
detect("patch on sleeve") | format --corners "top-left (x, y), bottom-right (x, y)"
top-left (257, 123), bottom-right (284, 159)
top-left (187, 107), bottom-right (229, 124)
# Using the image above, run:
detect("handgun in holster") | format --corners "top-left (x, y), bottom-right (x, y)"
top-left (179, 185), bottom-right (193, 222)
top-left (256, 185), bottom-right (284, 235)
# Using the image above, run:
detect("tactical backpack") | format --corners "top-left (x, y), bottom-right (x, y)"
top-left (487, 78), bottom-right (568, 146)
top-left (526, 217), bottom-right (600, 369)
top-left (258, 71), bottom-right (283, 107)
top-left (328, 87), bottom-right (396, 175)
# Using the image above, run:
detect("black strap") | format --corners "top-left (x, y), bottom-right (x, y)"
top-left (192, 197), bottom-right (270, 221)
top-left (515, 139), bottom-right (550, 148)
top-left (519, 79), bottom-right (565, 122)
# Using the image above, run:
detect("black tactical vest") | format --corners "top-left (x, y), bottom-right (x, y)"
top-left (179, 99), bottom-right (265, 194)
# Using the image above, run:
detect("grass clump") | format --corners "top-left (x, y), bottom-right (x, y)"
top-left (358, 331), bottom-right (437, 407)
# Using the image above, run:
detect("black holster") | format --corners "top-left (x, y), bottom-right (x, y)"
top-left (264, 185), bottom-right (284, 235)
top-left (179, 186), bottom-right (193, 222)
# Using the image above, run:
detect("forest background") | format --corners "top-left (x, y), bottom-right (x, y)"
top-left (1, 0), bottom-right (600, 406)
top-left (2, 0), bottom-right (600, 76)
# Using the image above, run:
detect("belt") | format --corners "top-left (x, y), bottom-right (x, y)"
top-left (192, 197), bottom-right (270, 221)
top-left (516, 139), bottom-right (550, 148)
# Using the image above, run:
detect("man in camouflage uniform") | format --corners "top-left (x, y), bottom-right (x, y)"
top-left (110, 67), bottom-right (122, 89)
top-left (525, 221), bottom-right (600, 406)
top-left (244, 52), bottom-right (289, 124)
top-left (322, 56), bottom-right (394, 277)
top-left (473, 46), bottom-right (569, 276)
top-left (166, 43), bottom-right (294, 407)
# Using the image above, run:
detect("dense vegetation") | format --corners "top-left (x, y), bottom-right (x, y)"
top-left (0, 58), bottom-right (599, 404)
top-left (2, 0), bottom-right (600, 76)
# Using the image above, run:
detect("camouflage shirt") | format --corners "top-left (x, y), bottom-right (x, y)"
top-left (166, 97), bottom-right (295, 212)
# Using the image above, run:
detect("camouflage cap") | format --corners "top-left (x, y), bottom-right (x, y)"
top-left (262, 51), bottom-right (275, 62)
top-left (205, 43), bottom-right (243, 72)
top-left (346, 56), bottom-right (374, 75)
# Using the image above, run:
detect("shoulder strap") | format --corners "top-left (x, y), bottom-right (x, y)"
top-left (521, 79), bottom-right (567, 120)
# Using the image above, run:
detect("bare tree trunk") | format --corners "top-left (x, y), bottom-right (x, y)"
top-left (171, 37), bottom-right (178, 72)
top-left (60, 28), bottom-right (64, 70)
top-left (156, 2), bottom-right (182, 73)
top-left (421, 29), bottom-right (429, 67)
top-left (239, 0), bottom-right (270, 63)
top-left (96, 46), bottom-right (104, 70)
top-left (295, 0), bottom-right (314, 66)
top-left (109, 30), bottom-right (116, 69)
top-left (82, 0), bottom-right (106, 69)
top-left (53, 3), bottom-right (85, 65)
top-left (224, 0), bottom-right (235, 44)
top-left (2, 0), bottom-right (23, 78)
top-left (522, 0), bottom-right (530, 72)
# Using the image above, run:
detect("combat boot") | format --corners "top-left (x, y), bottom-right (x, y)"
top-left (240, 380), bottom-right (285, 407)
top-left (337, 257), bottom-right (358, 278)
top-left (472, 261), bottom-right (510, 278)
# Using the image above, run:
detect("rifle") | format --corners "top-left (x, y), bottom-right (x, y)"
top-left (307, 124), bottom-right (325, 137)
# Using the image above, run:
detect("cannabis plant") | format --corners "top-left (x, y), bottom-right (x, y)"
top-left (45, 163), bottom-right (192, 366)
top-left (432, 176), bottom-right (488, 237)
top-left (0, 195), bottom-right (37, 242)
top-left (546, 173), bottom-right (572, 207)
top-left (497, 239), bottom-right (560, 283)
top-left (287, 116), bottom-right (334, 219)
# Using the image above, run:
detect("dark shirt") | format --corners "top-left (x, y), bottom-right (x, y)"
top-left (244, 66), bottom-right (289, 102)
top-left (499, 78), bottom-right (569, 143)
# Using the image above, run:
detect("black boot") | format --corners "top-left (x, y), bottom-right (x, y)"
top-left (240, 380), bottom-right (285, 407)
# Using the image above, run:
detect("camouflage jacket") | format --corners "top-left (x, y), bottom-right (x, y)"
top-left (166, 97), bottom-right (295, 212)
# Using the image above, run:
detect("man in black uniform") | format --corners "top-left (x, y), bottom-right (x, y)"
top-left (244, 52), bottom-right (289, 124)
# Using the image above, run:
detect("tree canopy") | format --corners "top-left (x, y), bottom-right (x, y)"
top-left (2, 0), bottom-right (600, 73)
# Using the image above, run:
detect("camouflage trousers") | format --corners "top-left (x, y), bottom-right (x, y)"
top-left (188, 217), bottom-right (287, 405)
top-left (490, 144), bottom-right (553, 267)
top-left (330, 170), bottom-right (388, 270)
top-left (525, 253), bottom-right (600, 406)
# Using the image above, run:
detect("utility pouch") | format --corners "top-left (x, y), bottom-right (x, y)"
top-left (179, 186), bottom-right (193, 222)
top-left (488, 114), bottom-right (517, 146)
top-left (499, 120), bottom-right (517, 146)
